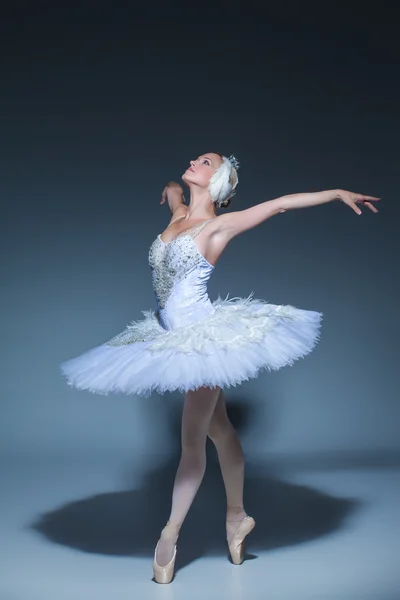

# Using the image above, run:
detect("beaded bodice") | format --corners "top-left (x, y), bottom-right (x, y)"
top-left (148, 219), bottom-right (216, 331)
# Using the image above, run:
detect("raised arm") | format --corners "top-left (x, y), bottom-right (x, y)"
top-left (160, 181), bottom-right (187, 215)
top-left (216, 189), bottom-right (380, 240)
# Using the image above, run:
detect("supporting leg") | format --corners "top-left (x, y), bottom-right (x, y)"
top-left (155, 385), bottom-right (220, 567)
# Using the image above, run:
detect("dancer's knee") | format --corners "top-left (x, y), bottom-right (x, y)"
top-left (181, 436), bottom-right (207, 454)
top-left (208, 418), bottom-right (234, 445)
top-left (179, 441), bottom-right (207, 476)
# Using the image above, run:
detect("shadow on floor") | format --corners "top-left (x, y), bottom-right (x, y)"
top-left (30, 398), bottom-right (361, 571)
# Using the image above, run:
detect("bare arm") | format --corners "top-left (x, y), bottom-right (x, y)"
top-left (215, 189), bottom-right (380, 240)
top-left (160, 181), bottom-right (187, 215)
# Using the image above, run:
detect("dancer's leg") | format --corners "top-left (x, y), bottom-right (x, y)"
top-left (207, 389), bottom-right (247, 543)
top-left (155, 385), bottom-right (220, 566)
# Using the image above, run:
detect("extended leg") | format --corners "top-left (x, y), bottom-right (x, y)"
top-left (155, 385), bottom-right (220, 566)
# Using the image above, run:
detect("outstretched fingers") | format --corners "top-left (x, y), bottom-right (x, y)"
top-left (353, 194), bottom-right (381, 214)
top-left (364, 201), bottom-right (379, 213)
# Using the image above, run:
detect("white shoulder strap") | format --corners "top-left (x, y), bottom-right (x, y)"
top-left (188, 219), bottom-right (215, 239)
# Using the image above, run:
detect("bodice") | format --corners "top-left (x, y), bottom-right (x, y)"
top-left (148, 219), bottom-right (216, 330)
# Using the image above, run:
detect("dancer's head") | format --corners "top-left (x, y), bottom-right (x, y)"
top-left (182, 152), bottom-right (239, 208)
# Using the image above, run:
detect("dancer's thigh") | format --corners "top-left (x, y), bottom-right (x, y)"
top-left (181, 386), bottom-right (221, 447)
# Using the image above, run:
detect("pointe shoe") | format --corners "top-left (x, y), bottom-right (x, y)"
top-left (152, 521), bottom-right (180, 584)
top-left (227, 515), bottom-right (255, 565)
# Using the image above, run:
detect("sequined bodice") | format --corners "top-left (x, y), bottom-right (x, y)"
top-left (148, 219), bottom-right (216, 330)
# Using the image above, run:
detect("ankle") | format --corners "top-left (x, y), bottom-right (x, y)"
top-left (226, 507), bottom-right (247, 522)
top-left (161, 521), bottom-right (181, 539)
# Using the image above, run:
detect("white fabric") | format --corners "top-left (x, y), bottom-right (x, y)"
top-left (60, 222), bottom-right (323, 398)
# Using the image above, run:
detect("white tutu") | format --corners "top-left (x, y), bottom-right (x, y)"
top-left (60, 292), bottom-right (322, 398)
top-left (61, 219), bottom-right (323, 398)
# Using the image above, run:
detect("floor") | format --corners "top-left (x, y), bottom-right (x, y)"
top-left (1, 453), bottom-right (399, 600)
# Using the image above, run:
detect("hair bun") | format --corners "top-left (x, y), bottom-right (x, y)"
top-left (220, 197), bottom-right (232, 209)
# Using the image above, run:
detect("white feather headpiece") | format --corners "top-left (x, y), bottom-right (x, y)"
top-left (208, 154), bottom-right (240, 207)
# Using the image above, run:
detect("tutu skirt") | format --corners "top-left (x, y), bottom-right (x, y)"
top-left (60, 292), bottom-right (323, 398)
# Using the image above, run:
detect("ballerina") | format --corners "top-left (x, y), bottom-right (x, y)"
top-left (60, 152), bottom-right (380, 583)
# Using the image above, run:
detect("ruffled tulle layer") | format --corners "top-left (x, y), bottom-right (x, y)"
top-left (60, 293), bottom-right (323, 398)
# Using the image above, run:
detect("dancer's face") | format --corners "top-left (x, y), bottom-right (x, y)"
top-left (182, 153), bottom-right (222, 188)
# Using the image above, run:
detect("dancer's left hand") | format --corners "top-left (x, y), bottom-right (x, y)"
top-left (338, 190), bottom-right (381, 215)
